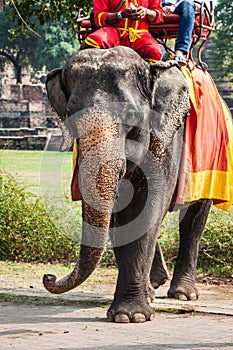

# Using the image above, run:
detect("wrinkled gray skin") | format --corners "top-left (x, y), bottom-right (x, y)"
top-left (44, 46), bottom-right (212, 323)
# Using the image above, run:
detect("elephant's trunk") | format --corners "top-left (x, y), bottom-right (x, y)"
top-left (43, 199), bottom-right (115, 294)
top-left (43, 244), bottom-right (104, 294)
top-left (43, 108), bottom-right (125, 294)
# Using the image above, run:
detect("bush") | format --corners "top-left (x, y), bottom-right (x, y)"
top-left (101, 241), bottom-right (116, 267)
top-left (0, 172), bottom-right (80, 263)
top-left (198, 207), bottom-right (233, 275)
top-left (159, 207), bottom-right (233, 276)
top-left (1, 171), bottom-right (232, 275)
top-left (159, 211), bottom-right (180, 268)
top-left (0, 171), bottom-right (115, 266)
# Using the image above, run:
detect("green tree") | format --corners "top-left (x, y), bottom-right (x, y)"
top-left (31, 18), bottom-right (80, 72)
top-left (208, 0), bottom-right (233, 81)
top-left (0, 10), bottom-right (79, 82)
top-left (0, 11), bottom-right (37, 83)
top-left (4, 0), bottom-right (93, 37)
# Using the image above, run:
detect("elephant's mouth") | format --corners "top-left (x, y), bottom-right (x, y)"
top-left (125, 126), bottom-right (150, 169)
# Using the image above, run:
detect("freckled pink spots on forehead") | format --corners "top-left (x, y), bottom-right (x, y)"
top-left (75, 106), bottom-right (122, 157)
top-left (79, 123), bottom-right (121, 157)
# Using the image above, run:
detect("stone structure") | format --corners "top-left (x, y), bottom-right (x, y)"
top-left (0, 73), bottom-right (62, 151)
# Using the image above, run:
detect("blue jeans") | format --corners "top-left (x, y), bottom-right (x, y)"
top-left (173, 0), bottom-right (195, 54)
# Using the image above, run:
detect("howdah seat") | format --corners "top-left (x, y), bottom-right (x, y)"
top-left (76, 0), bottom-right (215, 70)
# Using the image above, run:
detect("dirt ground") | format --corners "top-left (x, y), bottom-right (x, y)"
top-left (1, 277), bottom-right (233, 350)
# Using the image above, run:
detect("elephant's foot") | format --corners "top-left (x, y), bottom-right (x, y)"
top-left (150, 269), bottom-right (169, 289)
top-left (107, 301), bottom-right (155, 323)
top-left (168, 279), bottom-right (199, 301)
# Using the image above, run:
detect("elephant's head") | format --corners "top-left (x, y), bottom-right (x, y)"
top-left (43, 46), bottom-right (190, 294)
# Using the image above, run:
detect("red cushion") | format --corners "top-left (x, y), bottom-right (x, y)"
top-left (162, 14), bottom-right (180, 23)
top-left (80, 19), bottom-right (91, 28)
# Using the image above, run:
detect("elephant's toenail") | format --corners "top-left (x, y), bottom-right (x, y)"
top-left (178, 294), bottom-right (188, 301)
top-left (115, 314), bottom-right (130, 323)
top-left (132, 313), bottom-right (146, 323)
top-left (189, 292), bottom-right (197, 300)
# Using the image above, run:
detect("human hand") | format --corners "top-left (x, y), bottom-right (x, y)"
top-left (121, 5), bottom-right (147, 20)
top-left (121, 7), bottom-right (137, 19)
top-left (135, 6), bottom-right (147, 19)
top-left (163, 5), bottom-right (175, 15)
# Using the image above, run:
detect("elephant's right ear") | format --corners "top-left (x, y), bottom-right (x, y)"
top-left (46, 69), bottom-right (74, 152)
top-left (46, 69), bottom-right (67, 121)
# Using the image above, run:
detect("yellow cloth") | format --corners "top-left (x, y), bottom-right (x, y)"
top-left (118, 27), bottom-right (148, 42)
top-left (72, 139), bottom-right (78, 173)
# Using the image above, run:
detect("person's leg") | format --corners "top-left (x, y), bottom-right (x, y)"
top-left (174, 0), bottom-right (195, 55)
top-left (132, 33), bottom-right (162, 63)
top-left (85, 27), bottom-right (121, 49)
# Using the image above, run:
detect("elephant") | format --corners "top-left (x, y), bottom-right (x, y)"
top-left (44, 46), bottom-right (212, 323)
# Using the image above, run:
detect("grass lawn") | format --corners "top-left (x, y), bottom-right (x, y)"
top-left (0, 149), bottom-right (73, 197)
top-left (0, 261), bottom-right (117, 290)
top-left (0, 149), bottom-right (83, 239)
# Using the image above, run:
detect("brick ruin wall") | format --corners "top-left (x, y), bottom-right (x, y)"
top-left (0, 79), bottom-right (62, 150)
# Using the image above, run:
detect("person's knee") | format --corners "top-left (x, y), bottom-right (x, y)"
top-left (176, 0), bottom-right (195, 16)
top-left (150, 45), bottom-right (163, 61)
top-left (183, 0), bottom-right (196, 11)
top-left (182, 0), bottom-right (195, 6)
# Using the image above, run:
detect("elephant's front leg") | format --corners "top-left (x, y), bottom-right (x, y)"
top-left (168, 199), bottom-right (212, 300)
top-left (107, 230), bottom-right (157, 323)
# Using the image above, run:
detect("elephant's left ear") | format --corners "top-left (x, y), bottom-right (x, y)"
top-left (149, 61), bottom-right (190, 146)
top-left (46, 68), bottom-right (68, 121)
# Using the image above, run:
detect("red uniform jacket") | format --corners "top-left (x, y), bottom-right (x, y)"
top-left (94, 0), bottom-right (163, 30)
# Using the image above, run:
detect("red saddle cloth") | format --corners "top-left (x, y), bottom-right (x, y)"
top-left (176, 66), bottom-right (233, 211)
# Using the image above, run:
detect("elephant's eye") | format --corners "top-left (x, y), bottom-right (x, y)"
top-left (126, 127), bottom-right (142, 142)
top-left (124, 107), bottom-right (139, 125)
top-left (125, 139), bottom-right (135, 157)
top-left (125, 127), bottom-right (142, 156)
